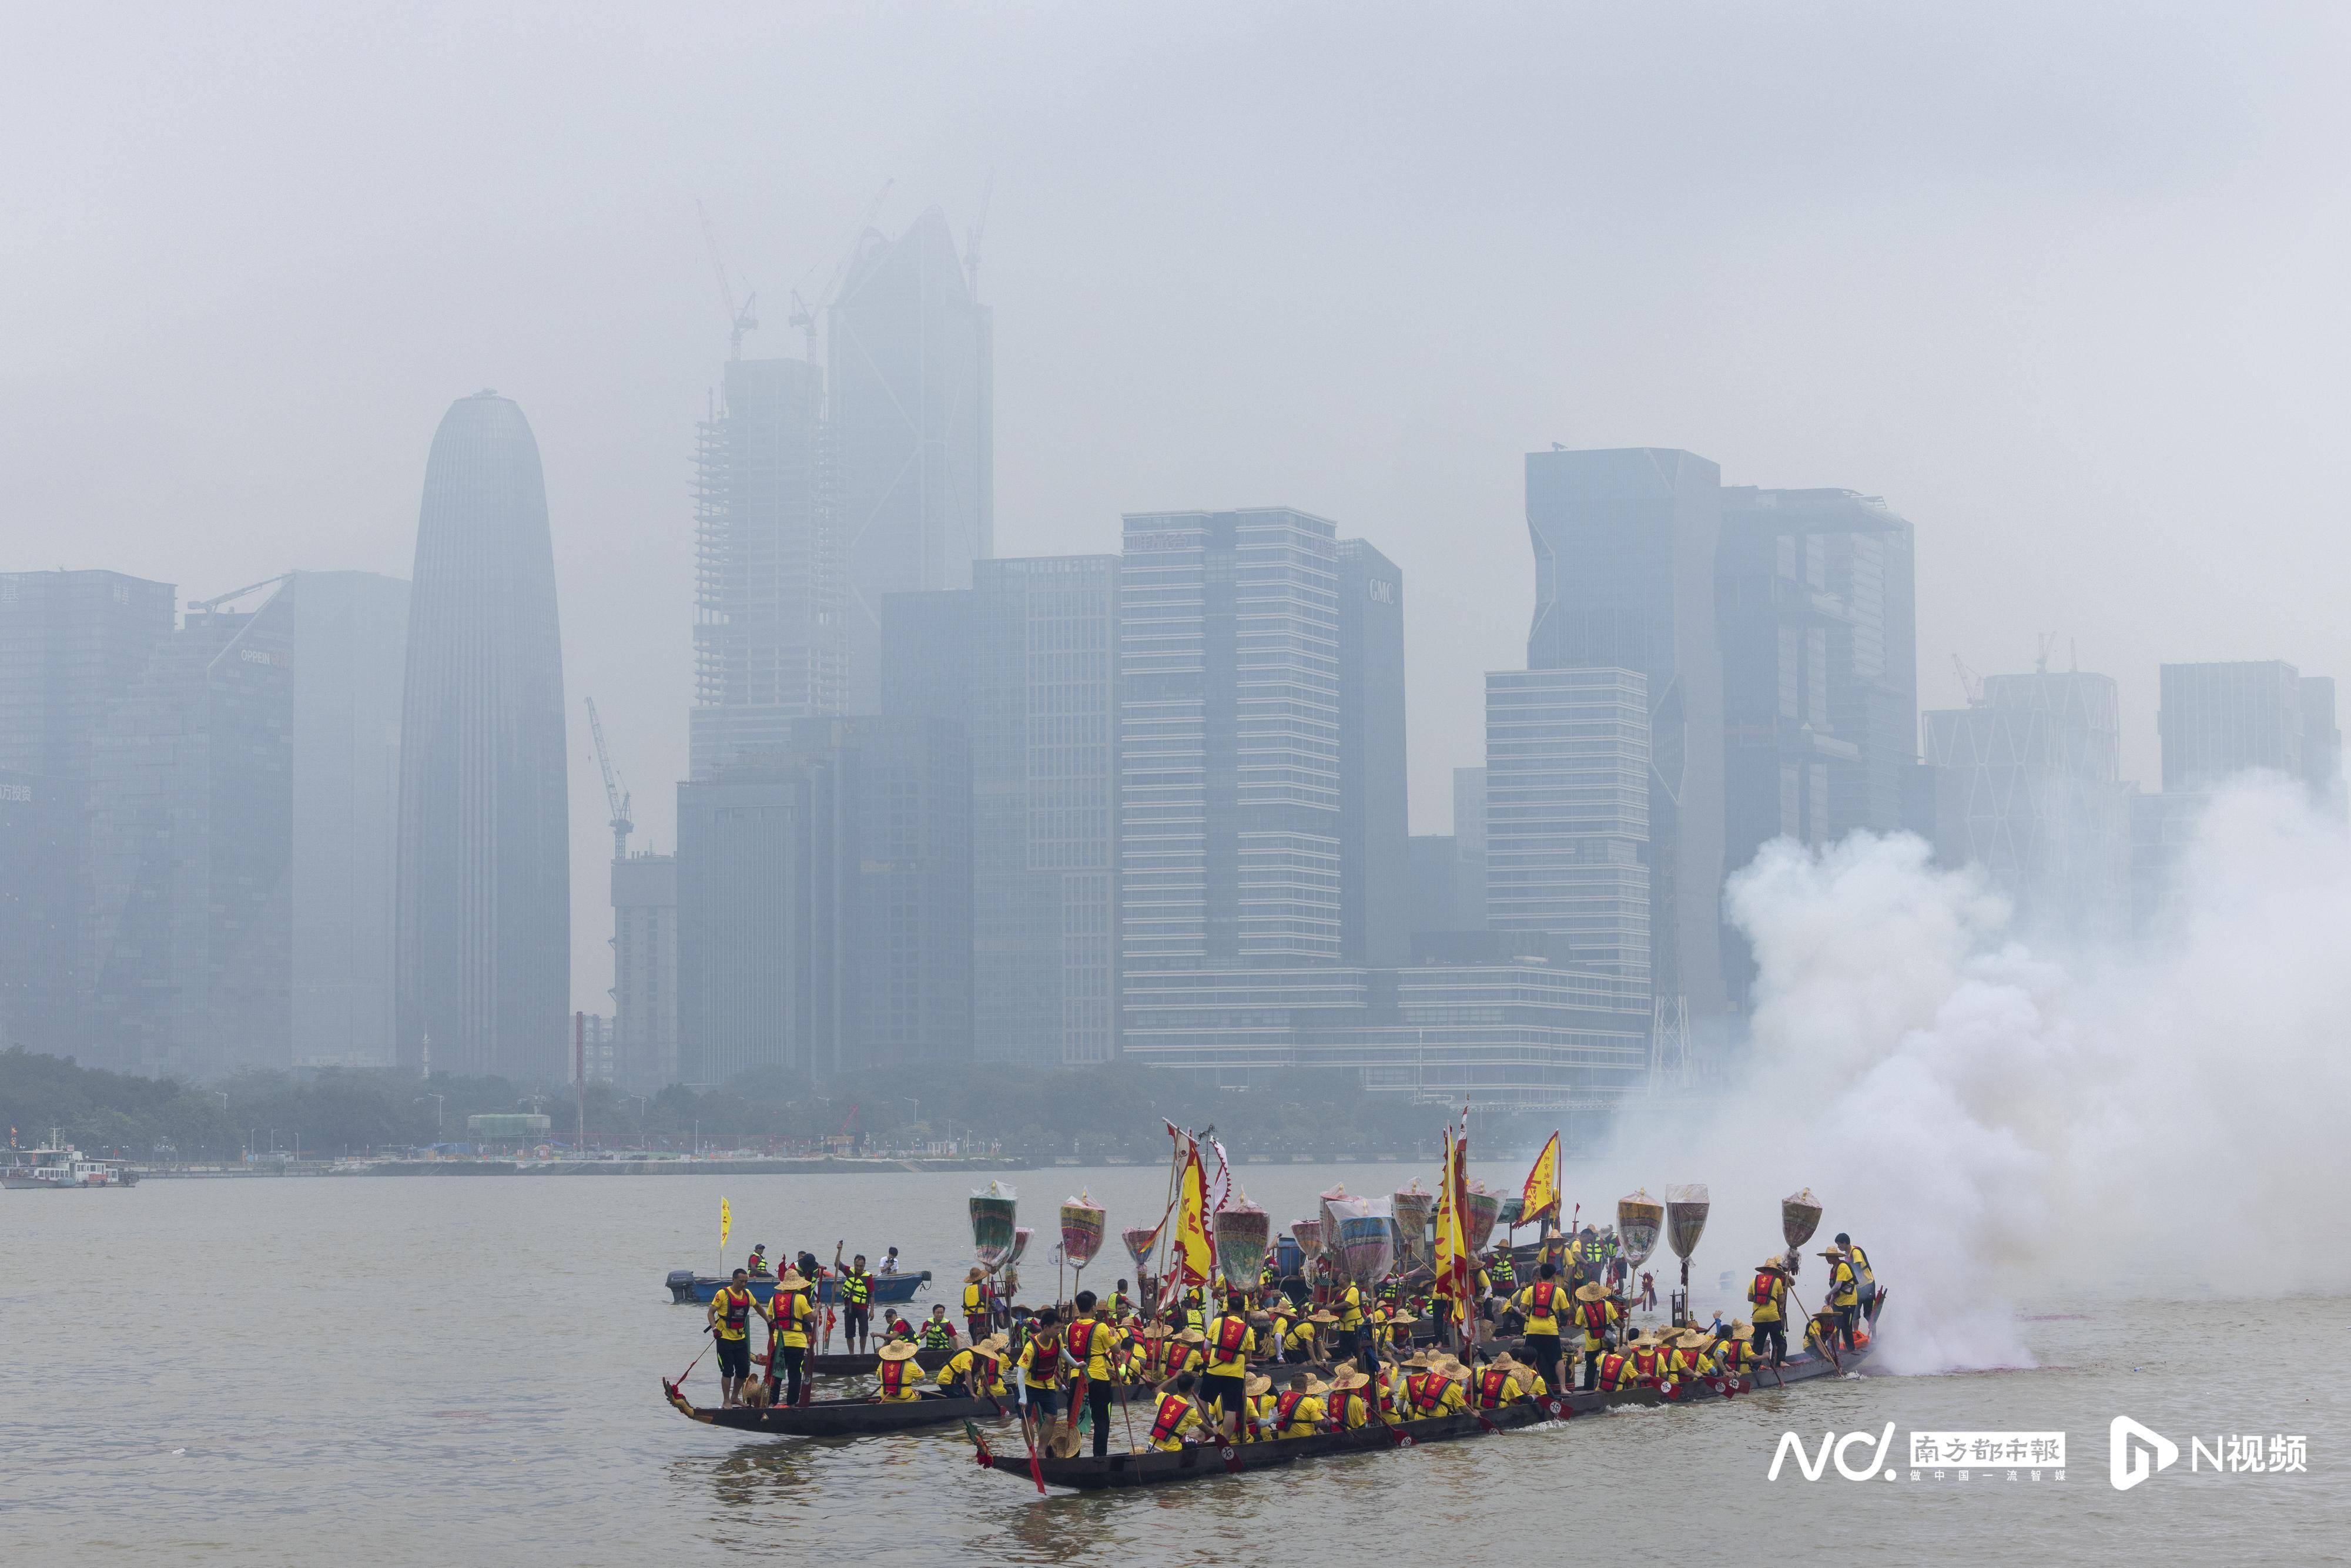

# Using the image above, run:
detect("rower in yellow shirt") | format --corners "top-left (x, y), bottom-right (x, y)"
top-left (874, 1339), bottom-right (926, 1402)
top-left (1335, 1280), bottom-right (1367, 1362)
top-left (1271, 1372), bottom-right (1327, 1438)
top-left (1201, 1305), bottom-right (1257, 1439)
top-left (1240, 1372), bottom-right (1277, 1441)
top-left (937, 1333), bottom-right (1011, 1398)
top-left (1146, 1373), bottom-right (1205, 1451)
top-left (1325, 1366), bottom-right (1376, 1430)
top-left (1466, 1354), bottom-right (1524, 1410)
top-left (1400, 1354), bottom-right (1468, 1418)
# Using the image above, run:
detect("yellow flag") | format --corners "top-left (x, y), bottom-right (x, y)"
top-left (1432, 1129), bottom-right (1471, 1325)
top-left (1171, 1145), bottom-right (1216, 1287)
top-left (1521, 1132), bottom-right (1561, 1227)
top-left (719, 1196), bottom-right (733, 1265)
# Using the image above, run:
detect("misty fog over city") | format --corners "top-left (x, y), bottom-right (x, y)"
top-left (5, 7), bottom-right (2347, 1562)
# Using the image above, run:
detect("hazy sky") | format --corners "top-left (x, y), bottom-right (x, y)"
top-left (8, 3), bottom-right (2346, 1013)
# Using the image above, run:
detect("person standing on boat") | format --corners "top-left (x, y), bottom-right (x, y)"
top-left (1017, 1305), bottom-right (1069, 1453)
top-left (1200, 1301), bottom-right (1258, 1441)
top-left (1821, 1247), bottom-right (1860, 1349)
top-left (1836, 1232), bottom-right (1880, 1328)
top-left (1510, 1264), bottom-right (1569, 1398)
top-left (1749, 1258), bottom-right (1791, 1368)
top-left (706, 1268), bottom-right (769, 1409)
top-left (963, 1267), bottom-right (992, 1342)
top-left (1335, 1278), bottom-right (1368, 1365)
top-left (768, 1266), bottom-right (818, 1406)
top-left (835, 1248), bottom-right (875, 1354)
top-left (1147, 1373), bottom-right (1205, 1451)
top-left (1570, 1281), bottom-right (1620, 1391)
top-left (1066, 1290), bottom-right (1121, 1459)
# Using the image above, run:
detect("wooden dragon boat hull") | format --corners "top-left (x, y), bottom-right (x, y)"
top-left (973, 1342), bottom-right (1867, 1490)
top-left (665, 1384), bottom-right (1022, 1437)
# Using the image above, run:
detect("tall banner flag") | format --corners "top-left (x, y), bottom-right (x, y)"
top-left (719, 1196), bottom-right (732, 1267)
top-left (1432, 1107), bottom-right (1474, 1327)
top-left (1170, 1144), bottom-right (1218, 1290)
top-left (1521, 1132), bottom-right (1561, 1228)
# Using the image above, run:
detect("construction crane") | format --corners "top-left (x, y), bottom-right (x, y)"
top-left (815, 178), bottom-right (896, 312)
top-left (695, 198), bottom-right (758, 359)
top-left (584, 697), bottom-right (632, 861)
top-left (186, 573), bottom-right (293, 614)
top-left (787, 287), bottom-right (818, 361)
top-left (962, 167), bottom-right (994, 298)
top-left (1951, 654), bottom-right (1984, 706)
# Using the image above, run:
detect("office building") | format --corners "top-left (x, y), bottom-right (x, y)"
top-left (1117, 508), bottom-right (1342, 981)
top-left (1336, 541), bottom-right (1409, 967)
top-left (612, 851), bottom-right (678, 1090)
top-left (394, 392), bottom-right (570, 1084)
top-left (1523, 447), bottom-right (1727, 1023)
top-left (0, 769), bottom-right (83, 1054)
top-left (1485, 668), bottom-right (1652, 980)
top-left (677, 716), bottom-right (969, 1087)
top-left (1406, 834), bottom-right (1482, 936)
top-left (1716, 485), bottom-right (1917, 1003)
top-left (831, 207), bottom-right (993, 712)
top-left (885, 555), bottom-right (1120, 1067)
top-left (1923, 667), bottom-right (2131, 943)
top-left (1118, 957), bottom-right (1649, 1110)
top-left (691, 356), bottom-right (838, 778)
top-left (88, 595), bottom-right (297, 1077)
top-left (287, 571), bottom-right (408, 1068)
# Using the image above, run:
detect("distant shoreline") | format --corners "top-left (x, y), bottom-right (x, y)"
top-left (115, 1149), bottom-right (1577, 1179)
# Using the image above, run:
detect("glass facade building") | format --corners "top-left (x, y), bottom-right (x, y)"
top-left (884, 555), bottom-right (1120, 1067)
top-left (1336, 540), bottom-right (1409, 967)
top-left (1484, 668), bottom-right (1652, 981)
top-left (1117, 508), bottom-right (1342, 979)
top-left (676, 716), bottom-right (969, 1087)
top-left (830, 207), bottom-right (993, 713)
top-left (1523, 447), bottom-right (1727, 1022)
top-left (612, 851), bottom-right (678, 1091)
top-left (394, 393), bottom-right (571, 1084)
top-left (691, 356), bottom-right (838, 779)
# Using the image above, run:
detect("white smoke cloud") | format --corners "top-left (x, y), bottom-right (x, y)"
top-left (1614, 773), bottom-right (2351, 1375)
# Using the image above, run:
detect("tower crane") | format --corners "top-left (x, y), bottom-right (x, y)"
top-left (695, 198), bottom-right (758, 359)
top-left (584, 696), bottom-right (632, 861)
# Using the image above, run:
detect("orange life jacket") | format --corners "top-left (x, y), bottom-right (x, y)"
top-left (1149, 1393), bottom-right (1192, 1445)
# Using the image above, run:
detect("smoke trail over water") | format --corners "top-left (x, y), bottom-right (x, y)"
top-left (1614, 775), bottom-right (2351, 1375)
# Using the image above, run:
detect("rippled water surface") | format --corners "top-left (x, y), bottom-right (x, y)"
top-left (5, 1165), bottom-right (2343, 1565)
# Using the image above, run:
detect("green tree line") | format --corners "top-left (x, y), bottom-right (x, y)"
top-left (2, 1048), bottom-right (1553, 1163)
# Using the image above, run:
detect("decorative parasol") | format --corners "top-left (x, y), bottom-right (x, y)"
top-left (1665, 1185), bottom-right (1709, 1262)
top-left (1323, 1193), bottom-right (1396, 1288)
top-left (1462, 1185), bottom-right (1503, 1254)
top-left (1213, 1191), bottom-right (1271, 1291)
top-left (1616, 1188), bottom-right (1664, 1270)
top-left (1060, 1192), bottom-right (1108, 1269)
top-left (1007, 1226), bottom-right (1033, 1268)
top-left (1122, 1224), bottom-right (1160, 1271)
top-left (1781, 1188), bottom-right (1823, 1253)
top-left (1498, 1195), bottom-right (1525, 1229)
top-left (970, 1181), bottom-right (1018, 1271)
top-left (1391, 1183), bottom-right (1436, 1272)
top-left (1291, 1218), bottom-right (1325, 1262)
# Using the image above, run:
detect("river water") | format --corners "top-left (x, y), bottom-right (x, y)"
top-left (5, 1164), bottom-right (2342, 1565)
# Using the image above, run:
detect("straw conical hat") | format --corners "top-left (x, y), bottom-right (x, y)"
top-left (1307, 1309), bottom-right (1340, 1325)
top-left (1757, 1258), bottom-right (1789, 1274)
top-left (776, 1268), bottom-right (808, 1289)
top-left (1302, 1375), bottom-right (1332, 1396)
top-left (1331, 1368), bottom-right (1370, 1391)
top-left (1176, 1328), bottom-right (1207, 1345)
top-left (1388, 1311), bottom-right (1419, 1326)
top-left (976, 1333), bottom-right (1009, 1355)
top-left (1245, 1372), bottom-right (1272, 1398)
top-left (877, 1342), bottom-right (920, 1362)
top-left (966, 1266), bottom-right (987, 1282)
top-left (1573, 1282), bottom-right (1608, 1302)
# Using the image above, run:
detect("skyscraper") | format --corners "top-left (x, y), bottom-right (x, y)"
top-left (691, 356), bottom-right (838, 778)
top-left (1524, 447), bottom-right (1728, 1023)
top-left (394, 392), bottom-right (570, 1083)
top-left (2159, 661), bottom-right (2311, 792)
top-left (1336, 541), bottom-right (1409, 967)
top-left (1484, 668), bottom-right (1652, 980)
top-left (1716, 485), bottom-right (1917, 1004)
top-left (612, 851), bottom-right (678, 1090)
top-left (1118, 508), bottom-right (1342, 978)
top-left (830, 207), bottom-right (993, 712)
top-left (88, 594), bottom-right (296, 1077)
top-left (1924, 668), bottom-right (2131, 943)
top-left (287, 571), bottom-right (409, 1068)
top-left (885, 556), bottom-right (1121, 1067)
top-left (675, 716), bottom-right (970, 1086)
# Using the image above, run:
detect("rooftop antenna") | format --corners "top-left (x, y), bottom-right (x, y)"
top-left (962, 167), bottom-right (995, 298)
top-left (695, 198), bottom-right (758, 360)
